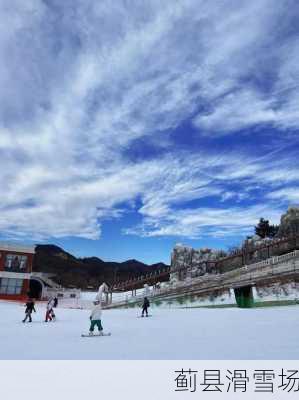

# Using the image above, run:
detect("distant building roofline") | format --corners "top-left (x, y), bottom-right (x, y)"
top-left (0, 242), bottom-right (35, 254)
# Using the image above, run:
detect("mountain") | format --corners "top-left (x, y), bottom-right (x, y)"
top-left (33, 244), bottom-right (169, 289)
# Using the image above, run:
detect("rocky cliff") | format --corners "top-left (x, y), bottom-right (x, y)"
top-left (171, 244), bottom-right (226, 281)
top-left (171, 207), bottom-right (299, 282)
top-left (278, 206), bottom-right (299, 237)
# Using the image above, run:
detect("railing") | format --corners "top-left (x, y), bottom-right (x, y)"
top-left (215, 250), bottom-right (299, 287)
top-left (107, 250), bottom-right (299, 308)
top-left (244, 250), bottom-right (299, 271)
top-left (112, 267), bottom-right (171, 290)
top-left (112, 234), bottom-right (299, 291)
top-left (31, 272), bottom-right (62, 289)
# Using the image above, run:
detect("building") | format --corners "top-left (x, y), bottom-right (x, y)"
top-left (0, 243), bottom-right (35, 300)
top-left (0, 242), bottom-right (83, 303)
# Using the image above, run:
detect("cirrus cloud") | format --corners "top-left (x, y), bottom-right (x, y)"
top-left (0, 0), bottom-right (298, 244)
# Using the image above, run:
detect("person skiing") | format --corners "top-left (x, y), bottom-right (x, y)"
top-left (89, 300), bottom-right (103, 335)
top-left (141, 297), bottom-right (150, 317)
top-left (45, 298), bottom-right (55, 322)
top-left (22, 298), bottom-right (36, 323)
top-left (53, 296), bottom-right (58, 308)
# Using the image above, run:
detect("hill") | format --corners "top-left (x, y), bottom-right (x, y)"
top-left (33, 244), bottom-right (169, 289)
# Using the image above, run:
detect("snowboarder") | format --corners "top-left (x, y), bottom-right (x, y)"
top-left (45, 298), bottom-right (56, 322)
top-left (141, 297), bottom-right (150, 317)
top-left (89, 300), bottom-right (103, 335)
top-left (22, 298), bottom-right (36, 323)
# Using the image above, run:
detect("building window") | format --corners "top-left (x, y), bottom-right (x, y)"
top-left (5, 254), bottom-right (28, 272)
top-left (0, 278), bottom-right (23, 295)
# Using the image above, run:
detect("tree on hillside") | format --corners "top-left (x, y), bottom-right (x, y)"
top-left (269, 224), bottom-right (279, 237)
top-left (255, 218), bottom-right (279, 238)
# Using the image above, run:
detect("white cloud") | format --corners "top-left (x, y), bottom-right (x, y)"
top-left (0, 0), bottom-right (298, 241)
top-left (124, 152), bottom-right (297, 239)
top-left (267, 188), bottom-right (299, 204)
top-left (125, 204), bottom-right (284, 239)
top-left (193, 89), bottom-right (276, 133)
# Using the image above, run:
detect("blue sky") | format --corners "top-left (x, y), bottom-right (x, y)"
top-left (0, 0), bottom-right (299, 264)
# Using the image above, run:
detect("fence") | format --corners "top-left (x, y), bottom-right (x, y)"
top-left (107, 250), bottom-right (299, 308)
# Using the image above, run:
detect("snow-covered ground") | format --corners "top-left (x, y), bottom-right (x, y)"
top-left (0, 301), bottom-right (298, 359)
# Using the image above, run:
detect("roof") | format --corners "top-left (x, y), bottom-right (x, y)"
top-left (0, 242), bottom-right (36, 254)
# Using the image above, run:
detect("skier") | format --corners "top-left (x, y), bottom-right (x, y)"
top-left (141, 297), bottom-right (150, 317)
top-left (45, 298), bottom-right (55, 322)
top-left (53, 296), bottom-right (58, 308)
top-left (22, 298), bottom-right (36, 323)
top-left (89, 300), bottom-right (103, 335)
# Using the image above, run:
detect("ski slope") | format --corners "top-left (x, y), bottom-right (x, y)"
top-left (0, 301), bottom-right (298, 359)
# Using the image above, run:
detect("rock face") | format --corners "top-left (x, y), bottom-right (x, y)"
top-left (242, 234), bottom-right (271, 248)
top-left (277, 206), bottom-right (299, 237)
top-left (170, 244), bottom-right (225, 281)
top-left (170, 207), bottom-right (299, 282)
top-left (254, 279), bottom-right (299, 302)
